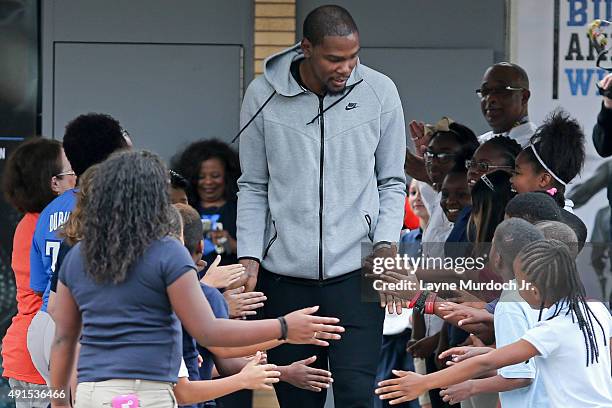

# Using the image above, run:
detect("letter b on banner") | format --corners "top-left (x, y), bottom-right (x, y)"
top-left (567, 0), bottom-right (588, 26)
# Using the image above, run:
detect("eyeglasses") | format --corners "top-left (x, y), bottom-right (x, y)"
top-left (54, 170), bottom-right (76, 178)
top-left (423, 151), bottom-right (457, 163)
top-left (475, 86), bottom-right (526, 99)
top-left (465, 160), bottom-right (514, 173)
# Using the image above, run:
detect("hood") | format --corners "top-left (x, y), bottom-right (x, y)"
top-left (263, 43), bottom-right (363, 97)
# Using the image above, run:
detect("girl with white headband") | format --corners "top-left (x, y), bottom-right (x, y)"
top-left (510, 109), bottom-right (585, 212)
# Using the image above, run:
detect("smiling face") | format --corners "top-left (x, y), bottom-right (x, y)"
top-left (479, 65), bottom-right (529, 133)
top-left (467, 143), bottom-right (514, 188)
top-left (197, 158), bottom-right (226, 205)
top-left (440, 171), bottom-right (471, 223)
top-left (301, 34), bottom-right (360, 95)
top-left (510, 150), bottom-right (548, 194)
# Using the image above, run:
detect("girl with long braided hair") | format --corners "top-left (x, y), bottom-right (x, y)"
top-left (376, 239), bottom-right (612, 407)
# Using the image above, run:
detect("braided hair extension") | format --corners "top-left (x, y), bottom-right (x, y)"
top-left (517, 239), bottom-right (607, 366)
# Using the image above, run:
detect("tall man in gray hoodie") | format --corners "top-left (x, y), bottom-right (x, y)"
top-left (236, 5), bottom-right (406, 407)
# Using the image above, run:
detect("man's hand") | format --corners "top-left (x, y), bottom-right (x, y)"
top-left (280, 356), bottom-right (333, 392)
top-left (440, 381), bottom-right (475, 405)
top-left (200, 256), bottom-right (245, 289)
top-left (239, 258), bottom-right (260, 292)
top-left (600, 74), bottom-right (612, 108)
top-left (223, 286), bottom-right (267, 318)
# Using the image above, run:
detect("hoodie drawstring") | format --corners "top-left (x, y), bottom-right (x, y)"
top-left (306, 79), bottom-right (363, 125)
top-left (231, 90), bottom-right (277, 143)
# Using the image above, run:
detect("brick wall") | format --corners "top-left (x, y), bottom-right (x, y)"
top-left (253, 0), bottom-right (296, 76)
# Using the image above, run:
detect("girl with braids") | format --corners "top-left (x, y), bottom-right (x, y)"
top-left (510, 109), bottom-right (585, 212)
top-left (376, 239), bottom-right (612, 407)
top-left (49, 150), bottom-right (344, 408)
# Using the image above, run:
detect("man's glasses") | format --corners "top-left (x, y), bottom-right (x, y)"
top-left (465, 160), bottom-right (513, 173)
top-left (475, 86), bottom-right (526, 99)
top-left (54, 170), bottom-right (76, 178)
top-left (423, 151), bottom-right (457, 163)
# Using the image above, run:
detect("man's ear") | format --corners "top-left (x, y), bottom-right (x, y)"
top-left (301, 38), bottom-right (313, 58)
top-left (521, 89), bottom-right (531, 105)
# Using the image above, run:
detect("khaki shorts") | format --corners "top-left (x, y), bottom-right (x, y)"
top-left (75, 379), bottom-right (177, 408)
top-left (26, 310), bottom-right (55, 385)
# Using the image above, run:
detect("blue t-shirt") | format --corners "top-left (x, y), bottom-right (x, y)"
top-left (30, 189), bottom-right (77, 311)
top-left (59, 237), bottom-right (195, 383)
top-left (197, 283), bottom-right (229, 381)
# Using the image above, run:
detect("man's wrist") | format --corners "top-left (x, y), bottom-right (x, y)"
top-left (238, 256), bottom-right (260, 264)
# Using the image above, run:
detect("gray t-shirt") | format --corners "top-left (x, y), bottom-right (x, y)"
top-left (59, 237), bottom-right (195, 383)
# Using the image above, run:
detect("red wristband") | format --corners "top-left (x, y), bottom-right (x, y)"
top-left (424, 292), bottom-right (437, 314)
top-left (408, 290), bottom-right (423, 309)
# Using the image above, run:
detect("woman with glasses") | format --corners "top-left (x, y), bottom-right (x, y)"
top-left (1, 138), bottom-right (76, 408)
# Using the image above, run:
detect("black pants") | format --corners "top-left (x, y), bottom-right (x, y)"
top-left (373, 329), bottom-right (420, 408)
top-left (258, 269), bottom-right (384, 408)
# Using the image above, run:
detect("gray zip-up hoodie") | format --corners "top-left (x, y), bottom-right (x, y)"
top-left (237, 44), bottom-right (406, 280)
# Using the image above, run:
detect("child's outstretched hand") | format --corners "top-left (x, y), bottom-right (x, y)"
top-left (223, 286), bottom-right (266, 319)
top-left (438, 345), bottom-right (492, 366)
top-left (238, 351), bottom-right (281, 391)
top-left (284, 306), bottom-right (344, 346)
top-left (376, 370), bottom-right (425, 405)
top-left (280, 356), bottom-right (333, 392)
top-left (438, 302), bottom-right (493, 327)
top-left (200, 256), bottom-right (245, 289)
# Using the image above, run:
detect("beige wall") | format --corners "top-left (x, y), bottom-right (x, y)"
top-left (254, 0), bottom-right (296, 75)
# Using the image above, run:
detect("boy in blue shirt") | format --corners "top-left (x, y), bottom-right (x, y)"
top-left (27, 113), bottom-right (129, 383)
top-left (30, 113), bottom-right (129, 312)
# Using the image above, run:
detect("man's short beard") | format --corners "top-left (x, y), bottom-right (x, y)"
top-left (323, 84), bottom-right (346, 96)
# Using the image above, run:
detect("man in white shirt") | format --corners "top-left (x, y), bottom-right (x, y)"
top-left (476, 62), bottom-right (536, 147)
top-left (406, 62), bottom-right (536, 183)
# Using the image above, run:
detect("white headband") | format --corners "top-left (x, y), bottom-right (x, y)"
top-left (529, 144), bottom-right (567, 186)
